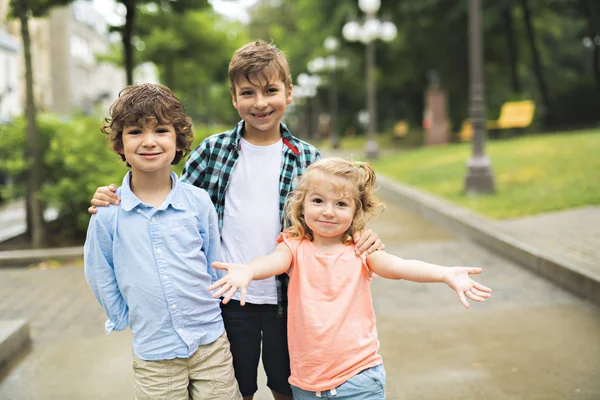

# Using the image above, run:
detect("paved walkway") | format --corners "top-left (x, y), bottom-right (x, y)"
top-left (496, 206), bottom-right (600, 273)
top-left (1, 191), bottom-right (599, 399)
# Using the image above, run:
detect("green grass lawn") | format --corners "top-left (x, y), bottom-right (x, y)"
top-left (351, 129), bottom-right (600, 219)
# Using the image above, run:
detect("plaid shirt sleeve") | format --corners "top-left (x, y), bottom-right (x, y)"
top-left (181, 141), bottom-right (209, 187)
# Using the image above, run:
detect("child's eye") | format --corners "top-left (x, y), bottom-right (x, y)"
top-left (266, 87), bottom-right (279, 94)
top-left (337, 201), bottom-right (348, 207)
top-left (312, 198), bottom-right (323, 204)
top-left (156, 128), bottom-right (169, 134)
top-left (240, 90), bottom-right (253, 96)
top-left (127, 129), bottom-right (141, 135)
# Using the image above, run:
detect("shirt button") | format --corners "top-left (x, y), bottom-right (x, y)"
top-left (156, 249), bottom-right (162, 255)
top-left (151, 217), bottom-right (156, 222)
top-left (178, 329), bottom-right (183, 334)
top-left (163, 275), bottom-right (169, 281)
top-left (171, 304), bottom-right (177, 310)
top-left (136, 209), bottom-right (141, 214)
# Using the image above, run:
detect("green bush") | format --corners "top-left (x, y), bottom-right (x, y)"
top-left (0, 114), bottom-right (128, 238)
top-left (0, 115), bottom-right (230, 240)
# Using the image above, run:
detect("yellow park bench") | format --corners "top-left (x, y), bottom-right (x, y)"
top-left (393, 120), bottom-right (409, 137)
top-left (460, 100), bottom-right (535, 141)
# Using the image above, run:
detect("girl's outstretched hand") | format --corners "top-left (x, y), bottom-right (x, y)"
top-left (208, 262), bottom-right (253, 305)
top-left (444, 267), bottom-right (492, 308)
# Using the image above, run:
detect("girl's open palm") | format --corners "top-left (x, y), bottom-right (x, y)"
top-left (208, 262), bottom-right (253, 305)
top-left (445, 267), bottom-right (492, 308)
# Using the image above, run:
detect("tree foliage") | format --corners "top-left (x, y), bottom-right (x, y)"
top-left (109, 0), bottom-right (210, 84)
top-left (136, 6), bottom-right (248, 123)
top-left (245, 0), bottom-right (600, 135)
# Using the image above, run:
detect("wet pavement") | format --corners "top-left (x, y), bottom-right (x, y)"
top-left (1, 191), bottom-right (600, 399)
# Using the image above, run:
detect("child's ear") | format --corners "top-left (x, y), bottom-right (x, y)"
top-left (231, 89), bottom-right (238, 109)
top-left (286, 84), bottom-right (293, 105)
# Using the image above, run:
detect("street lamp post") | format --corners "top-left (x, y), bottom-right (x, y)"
top-left (343, 0), bottom-right (397, 159)
top-left (308, 37), bottom-right (349, 149)
top-left (296, 73), bottom-right (321, 140)
top-left (464, 0), bottom-right (495, 193)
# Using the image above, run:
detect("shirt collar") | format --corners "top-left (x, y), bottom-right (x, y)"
top-left (230, 120), bottom-right (300, 156)
top-left (120, 170), bottom-right (187, 212)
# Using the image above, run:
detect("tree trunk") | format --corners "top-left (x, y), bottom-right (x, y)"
top-left (122, 0), bottom-right (136, 85)
top-left (519, 0), bottom-right (551, 110)
top-left (17, 2), bottom-right (46, 248)
top-left (581, 0), bottom-right (600, 90)
top-left (164, 57), bottom-right (174, 89)
top-left (503, 5), bottom-right (521, 93)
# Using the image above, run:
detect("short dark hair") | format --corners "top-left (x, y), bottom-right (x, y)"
top-left (228, 40), bottom-right (292, 95)
top-left (101, 83), bottom-right (193, 165)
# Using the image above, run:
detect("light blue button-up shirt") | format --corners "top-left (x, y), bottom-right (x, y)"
top-left (84, 171), bottom-right (224, 361)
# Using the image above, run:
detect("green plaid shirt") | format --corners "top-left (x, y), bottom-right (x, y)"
top-left (181, 120), bottom-right (320, 314)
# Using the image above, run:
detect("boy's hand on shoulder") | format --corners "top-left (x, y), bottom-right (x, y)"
top-left (444, 267), bottom-right (492, 308)
top-left (89, 184), bottom-right (120, 214)
top-left (353, 229), bottom-right (385, 256)
top-left (209, 262), bottom-right (253, 305)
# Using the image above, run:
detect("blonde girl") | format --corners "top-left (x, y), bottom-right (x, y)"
top-left (209, 157), bottom-right (492, 400)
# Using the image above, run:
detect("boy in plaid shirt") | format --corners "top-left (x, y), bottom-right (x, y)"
top-left (90, 40), bottom-right (383, 400)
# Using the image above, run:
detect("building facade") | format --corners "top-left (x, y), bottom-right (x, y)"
top-left (0, 26), bottom-right (19, 121)
top-left (1, 0), bottom-right (158, 117)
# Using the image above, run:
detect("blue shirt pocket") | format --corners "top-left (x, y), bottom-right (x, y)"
top-left (167, 218), bottom-right (203, 254)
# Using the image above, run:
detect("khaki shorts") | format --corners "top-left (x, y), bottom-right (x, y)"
top-left (132, 332), bottom-right (242, 400)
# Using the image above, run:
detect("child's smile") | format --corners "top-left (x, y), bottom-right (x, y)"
top-left (251, 110), bottom-right (274, 121)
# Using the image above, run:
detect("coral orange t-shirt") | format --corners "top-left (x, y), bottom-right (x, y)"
top-left (277, 233), bottom-right (382, 392)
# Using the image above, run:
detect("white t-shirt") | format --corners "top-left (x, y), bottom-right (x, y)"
top-left (220, 137), bottom-right (283, 304)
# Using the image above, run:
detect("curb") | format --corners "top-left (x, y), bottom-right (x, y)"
top-left (0, 246), bottom-right (83, 268)
top-left (377, 175), bottom-right (600, 306)
top-left (0, 319), bottom-right (30, 372)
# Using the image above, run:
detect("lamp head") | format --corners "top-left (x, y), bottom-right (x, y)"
top-left (343, 21), bottom-right (362, 42)
top-left (359, 0), bottom-right (381, 14)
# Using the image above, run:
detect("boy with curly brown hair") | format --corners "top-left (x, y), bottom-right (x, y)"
top-left (84, 83), bottom-right (242, 400)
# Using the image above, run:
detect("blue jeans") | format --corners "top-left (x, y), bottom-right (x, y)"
top-left (290, 364), bottom-right (386, 400)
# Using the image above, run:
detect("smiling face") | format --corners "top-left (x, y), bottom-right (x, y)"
top-left (120, 120), bottom-right (179, 175)
top-left (302, 174), bottom-right (357, 244)
top-left (232, 72), bottom-right (293, 140)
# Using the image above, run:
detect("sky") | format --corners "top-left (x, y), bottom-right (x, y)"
top-left (210, 0), bottom-right (257, 23)
top-left (91, 0), bottom-right (257, 24)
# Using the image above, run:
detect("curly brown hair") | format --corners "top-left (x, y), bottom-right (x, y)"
top-left (284, 158), bottom-right (384, 243)
top-left (228, 40), bottom-right (292, 96)
top-left (101, 83), bottom-right (193, 166)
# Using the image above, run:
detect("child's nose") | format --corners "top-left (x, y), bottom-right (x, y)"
top-left (323, 204), bottom-right (334, 216)
top-left (254, 94), bottom-right (267, 109)
top-left (142, 133), bottom-right (157, 146)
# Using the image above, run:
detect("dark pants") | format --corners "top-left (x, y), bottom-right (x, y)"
top-left (220, 300), bottom-right (292, 397)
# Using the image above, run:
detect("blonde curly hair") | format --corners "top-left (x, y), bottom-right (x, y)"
top-left (284, 158), bottom-right (384, 242)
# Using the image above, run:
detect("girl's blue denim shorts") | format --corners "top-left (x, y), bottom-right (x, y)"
top-left (290, 363), bottom-right (386, 400)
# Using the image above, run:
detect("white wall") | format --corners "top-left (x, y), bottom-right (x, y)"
top-left (0, 30), bottom-right (20, 121)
